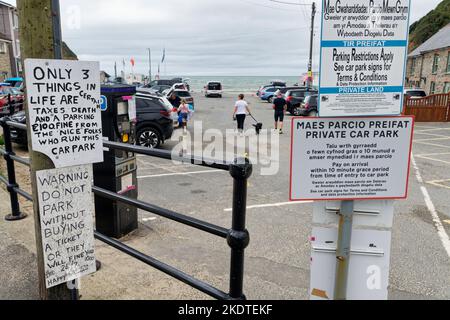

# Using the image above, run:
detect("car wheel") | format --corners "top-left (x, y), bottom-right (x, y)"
top-left (137, 128), bottom-right (161, 149)
top-left (293, 107), bottom-right (302, 116)
top-left (268, 97), bottom-right (273, 104)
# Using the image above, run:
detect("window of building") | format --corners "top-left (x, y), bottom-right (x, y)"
top-left (447, 52), bottom-right (450, 73)
top-left (410, 58), bottom-right (416, 74)
top-left (15, 40), bottom-right (20, 57)
top-left (0, 42), bottom-right (7, 54)
top-left (432, 54), bottom-right (440, 74)
top-left (13, 14), bottom-right (19, 29)
top-left (430, 81), bottom-right (436, 95)
top-left (444, 82), bottom-right (450, 94)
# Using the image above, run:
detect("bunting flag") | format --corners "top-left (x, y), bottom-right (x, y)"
top-left (130, 57), bottom-right (135, 67)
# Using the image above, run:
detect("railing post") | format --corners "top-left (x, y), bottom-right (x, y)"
top-left (8, 94), bottom-right (14, 116)
top-left (0, 119), bottom-right (27, 221)
top-left (227, 157), bottom-right (252, 300)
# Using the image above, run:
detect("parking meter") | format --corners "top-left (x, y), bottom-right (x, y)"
top-left (93, 84), bottom-right (138, 238)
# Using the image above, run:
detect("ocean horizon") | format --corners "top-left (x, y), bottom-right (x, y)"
top-left (162, 75), bottom-right (318, 93)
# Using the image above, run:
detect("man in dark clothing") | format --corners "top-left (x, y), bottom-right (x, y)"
top-left (273, 91), bottom-right (287, 134)
top-left (168, 93), bottom-right (181, 110)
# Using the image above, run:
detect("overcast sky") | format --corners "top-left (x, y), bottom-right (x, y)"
top-left (4, 0), bottom-right (445, 76)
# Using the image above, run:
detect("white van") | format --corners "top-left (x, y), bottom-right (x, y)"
top-left (205, 81), bottom-right (223, 98)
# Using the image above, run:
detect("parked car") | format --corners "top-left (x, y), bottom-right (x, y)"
top-left (0, 96), bottom-right (7, 113)
top-left (296, 94), bottom-right (318, 117)
top-left (256, 81), bottom-right (287, 97)
top-left (261, 86), bottom-right (301, 103)
top-left (164, 89), bottom-right (194, 107)
top-left (404, 88), bottom-right (427, 99)
top-left (4, 77), bottom-right (23, 88)
top-left (259, 87), bottom-right (282, 102)
top-left (170, 83), bottom-right (189, 91)
top-left (0, 85), bottom-right (12, 114)
top-left (0, 86), bottom-right (24, 114)
top-left (137, 85), bottom-right (171, 95)
top-left (204, 81), bottom-right (223, 98)
top-left (285, 88), bottom-right (318, 115)
top-left (144, 78), bottom-right (190, 91)
top-left (135, 92), bottom-right (175, 148)
top-left (7, 110), bottom-right (28, 146)
top-left (7, 93), bottom-right (175, 149)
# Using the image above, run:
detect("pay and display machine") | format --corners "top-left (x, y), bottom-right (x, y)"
top-left (94, 84), bottom-right (138, 238)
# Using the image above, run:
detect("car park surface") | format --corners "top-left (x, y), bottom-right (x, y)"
top-left (2, 92), bottom-right (450, 300)
top-left (78, 92), bottom-right (449, 300)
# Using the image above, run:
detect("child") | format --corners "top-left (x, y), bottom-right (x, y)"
top-left (178, 99), bottom-right (190, 133)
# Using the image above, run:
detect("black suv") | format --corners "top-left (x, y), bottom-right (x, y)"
top-left (135, 93), bottom-right (174, 148)
top-left (296, 94), bottom-right (318, 116)
top-left (285, 89), bottom-right (318, 115)
top-left (7, 93), bottom-right (175, 149)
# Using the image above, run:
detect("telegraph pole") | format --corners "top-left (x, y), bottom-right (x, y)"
top-left (306, 2), bottom-right (316, 89)
top-left (17, 0), bottom-right (74, 300)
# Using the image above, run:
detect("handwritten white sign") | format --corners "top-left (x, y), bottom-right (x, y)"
top-left (37, 165), bottom-right (96, 288)
top-left (25, 59), bottom-right (103, 168)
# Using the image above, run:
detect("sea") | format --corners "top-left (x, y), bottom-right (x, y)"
top-left (178, 76), bottom-right (308, 93)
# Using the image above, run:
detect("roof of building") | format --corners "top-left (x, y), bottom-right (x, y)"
top-left (409, 23), bottom-right (450, 57)
top-left (0, 32), bottom-right (11, 42)
top-left (0, 1), bottom-right (14, 9)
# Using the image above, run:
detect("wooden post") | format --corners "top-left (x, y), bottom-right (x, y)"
top-left (17, 0), bottom-right (74, 300)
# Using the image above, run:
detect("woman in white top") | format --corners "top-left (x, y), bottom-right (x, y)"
top-left (233, 94), bottom-right (251, 134)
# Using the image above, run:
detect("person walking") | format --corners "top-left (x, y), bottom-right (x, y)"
top-left (233, 94), bottom-right (251, 136)
top-left (273, 91), bottom-right (287, 134)
top-left (178, 99), bottom-right (190, 133)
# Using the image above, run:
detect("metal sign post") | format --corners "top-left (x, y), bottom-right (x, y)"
top-left (290, 0), bottom-right (412, 300)
top-left (334, 200), bottom-right (354, 300)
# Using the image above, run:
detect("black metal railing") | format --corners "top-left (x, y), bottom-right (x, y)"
top-left (0, 118), bottom-right (252, 300)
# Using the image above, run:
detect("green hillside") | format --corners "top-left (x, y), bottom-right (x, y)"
top-left (409, 0), bottom-right (450, 52)
top-left (62, 41), bottom-right (78, 60)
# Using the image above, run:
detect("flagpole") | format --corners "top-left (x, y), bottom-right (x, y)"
top-left (148, 48), bottom-right (152, 82)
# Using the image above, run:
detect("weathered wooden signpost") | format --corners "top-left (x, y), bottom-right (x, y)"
top-left (18, 0), bottom-right (102, 299)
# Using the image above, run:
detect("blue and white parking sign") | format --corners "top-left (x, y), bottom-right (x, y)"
top-left (100, 95), bottom-right (107, 111)
top-left (318, 0), bottom-right (411, 117)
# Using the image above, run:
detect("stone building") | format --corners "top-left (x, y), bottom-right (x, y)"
top-left (0, 1), bottom-right (20, 79)
top-left (406, 23), bottom-right (450, 95)
top-left (0, 32), bottom-right (12, 81)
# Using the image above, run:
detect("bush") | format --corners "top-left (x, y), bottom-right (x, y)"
top-left (0, 135), bottom-right (4, 146)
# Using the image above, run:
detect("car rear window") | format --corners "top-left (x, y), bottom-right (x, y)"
top-left (175, 91), bottom-right (191, 97)
top-left (208, 83), bottom-right (222, 90)
top-left (136, 98), bottom-right (165, 111)
top-left (291, 91), bottom-right (305, 98)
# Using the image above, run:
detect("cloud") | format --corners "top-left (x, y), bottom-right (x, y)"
top-left (3, 0), bottom-right (444, 76)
